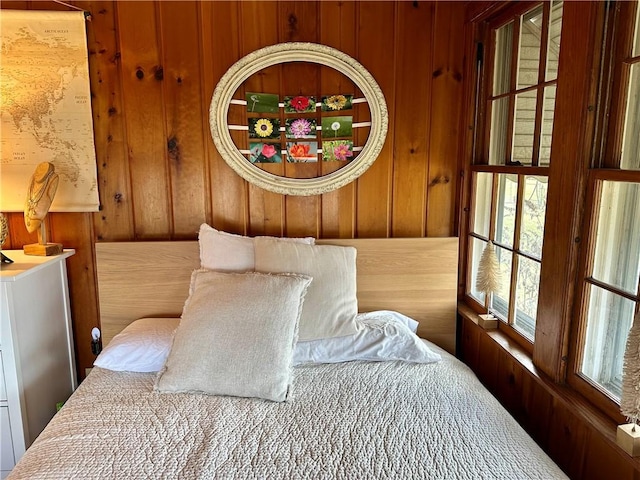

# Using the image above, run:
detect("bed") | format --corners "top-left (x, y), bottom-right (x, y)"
top-left (7, 230), bottom-right (568, 479)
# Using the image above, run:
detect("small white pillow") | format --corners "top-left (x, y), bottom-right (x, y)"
top-left (155, 270), bottom-right (312, 402)
top-left (94, 318), bottom-right (177, 372)
top-left (293, 312), bottom-right (441, 365)
top-left (254, 238), bottom-right (359, 341)
top-left (95, 311), bottom-right (437, 373)
top-left (198, 223), bottom-right (314, 272)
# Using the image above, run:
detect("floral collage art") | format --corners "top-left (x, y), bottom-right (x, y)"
top-left (246, 92), bottom-right (355, 164)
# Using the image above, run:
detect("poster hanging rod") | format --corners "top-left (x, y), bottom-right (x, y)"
top-left (52, 0), bottom-right (92, 20)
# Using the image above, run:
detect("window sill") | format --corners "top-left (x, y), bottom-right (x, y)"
top-left (458, 301), bottom-right (640, 470)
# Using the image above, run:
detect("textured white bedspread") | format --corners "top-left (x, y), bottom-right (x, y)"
top-left (9, 348), bottom-right (567, 479)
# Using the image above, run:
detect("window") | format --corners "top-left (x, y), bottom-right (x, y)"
top-left (467, 1), bottom-right (563, 344)
top-left (572, 2), bottom-right (640, 403)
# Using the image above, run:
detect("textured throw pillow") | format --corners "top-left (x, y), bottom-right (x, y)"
top-left (198, 223), bottom-right (314, 272)
top-left (155, 270), bottom-right (312, 402)
top-left (254, 238), bottom-right (359, 341)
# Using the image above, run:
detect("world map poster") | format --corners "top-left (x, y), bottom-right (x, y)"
top-left (0, 10), bottom-right (99, 212)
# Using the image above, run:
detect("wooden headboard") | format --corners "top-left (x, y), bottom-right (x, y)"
top-left (95, 237), bottom-right (459, 353)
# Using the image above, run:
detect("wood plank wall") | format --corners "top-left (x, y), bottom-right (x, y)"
top-left (0, 1), bottom-right (465, 378)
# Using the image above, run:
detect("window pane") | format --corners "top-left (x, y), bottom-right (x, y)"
top-left (546, 0), bottom-right (564, 81)
top-left (492, 246), bottom-right (513, 319)
top-left (540, 85), bottom-right (557, 165)
top-left (495, 173), bottom-right (517, 247)
top-left (468, 237), bottom-right (488, 304)
top-left (514, 255), bottom-right (540, 340)
top-left (472, 172), bottom-right (493, 237)
top-left (581, 285), bottom-right (636, 400)
top-left (494, 22), bottom-right (514, 96)
top-left (489, 98), bottom-right (509, 165)
top-left (518, 5), bottom-right (543, 89)
top-left (512, 90), bottom-right (537, 165)
top-left (520, 176), bottom-right (548, 259)
top-left (621, 63), bottom-right (640, 170)
top-left (592, 181), bottom-right (640, 295)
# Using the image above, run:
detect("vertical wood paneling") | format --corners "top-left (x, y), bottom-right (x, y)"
top-left (239, 1), bottom-right (284, 237)
top-left (84, 0), bottom-right (133, 242)
top-left (460, 313), bottom-right (480, 371)
top-left (583, 433), bottom-right (636, 480)
top-left (520, 372), bottom-right (553, 448)
top-left (159, 1), bottom-right (207, 238)
top-left (117, 1), bottom-right (171, 238)
top-left (426, 2), bottom-right (465, 237)
top-left (6, 214), bottom-right (36, 250)
top-left (355, 1), bottom-right (396, 237)
top-left (391, 1), bottom-right (432, 237)
top-left (0, 0), bottom-right (27, 7)
top-left (547, 400), bottom-right (588, 479)
top-left (495, 347), bottom-right (524, 415)
top-left (49, 212), bottom-right (99, 380)
top-left (279, 1), bottom-right (320, 238)
top-left (199, 1), bottom-right (247, 234)
top-left (476, 330), bottom-right (499, 390)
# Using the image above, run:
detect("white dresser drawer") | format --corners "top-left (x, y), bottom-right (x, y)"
top-left (0, 406), bottom-right (15, 472)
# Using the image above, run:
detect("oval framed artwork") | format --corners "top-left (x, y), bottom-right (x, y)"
top-left (209, 42), bottom-right (388, 196)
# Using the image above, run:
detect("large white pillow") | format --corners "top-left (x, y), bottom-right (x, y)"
top-left (155, 269), bottom-right (311, 402)
top-left (198, 223), bottom-right (314, 272)
top-left (294, 312), bottom-right (441, 364)
top-left (254, 238), bottom-right (359, 341)
top-left (94, 311), bottom-right (438, 373)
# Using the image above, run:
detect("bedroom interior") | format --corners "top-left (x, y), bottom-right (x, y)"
top-left (0, 0), bottom-right (639, 479)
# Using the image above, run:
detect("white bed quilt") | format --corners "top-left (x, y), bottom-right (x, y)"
top-left (9, 348), bottom-right (567, 479)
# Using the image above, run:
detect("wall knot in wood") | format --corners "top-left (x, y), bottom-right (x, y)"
top-left (429, 175), bottom-right (450, 186)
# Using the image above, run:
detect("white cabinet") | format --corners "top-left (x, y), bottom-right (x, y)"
top-left (0, 250), bottom-right (77, 477)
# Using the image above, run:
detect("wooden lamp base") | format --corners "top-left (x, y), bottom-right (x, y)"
top-left (23, 242), bottom-right (63, 256)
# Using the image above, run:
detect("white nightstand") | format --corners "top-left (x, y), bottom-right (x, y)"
top-left (0, 250), bottom-right (77, 478)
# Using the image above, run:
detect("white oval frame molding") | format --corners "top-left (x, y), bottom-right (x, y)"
top-left (209, 42), bottom-right (388, 196)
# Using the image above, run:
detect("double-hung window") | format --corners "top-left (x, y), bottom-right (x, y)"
top-left (571, 1), bottom-right (640, 409)
top-left (467, 1), bottom-right (564, 344)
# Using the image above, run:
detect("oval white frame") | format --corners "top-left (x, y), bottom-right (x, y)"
top-left (209, 42), bottom-right (388, 196)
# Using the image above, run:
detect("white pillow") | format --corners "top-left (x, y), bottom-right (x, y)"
top-left (94, 311), bottom-right (438, 372)
top-left (155, 270), bottom-right (312, 402)
top-left (294, 313), bottom-right (441, 365)
top-left (198, 223), bottom-right (314, 272)
top-left (94, 317), bottom-right (178, 372)
top-left (254, 238), bottom-right (359, 341)
top-left (358, 310), bottom-right (419, 333)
